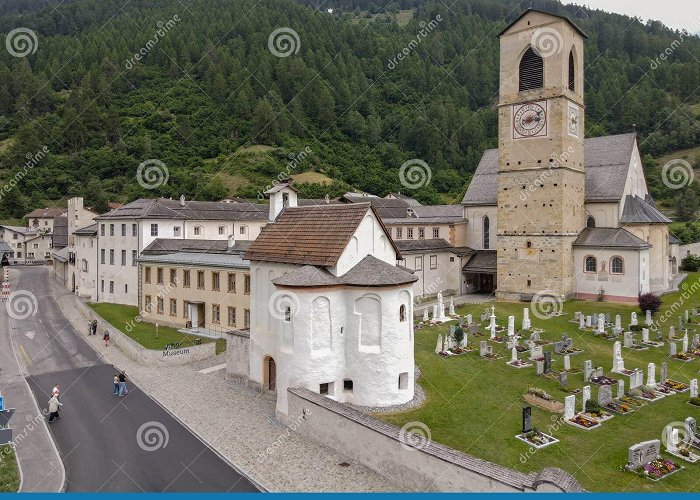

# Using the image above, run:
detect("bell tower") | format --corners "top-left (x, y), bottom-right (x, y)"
top-left (495, 10), bottom-right (587, 301)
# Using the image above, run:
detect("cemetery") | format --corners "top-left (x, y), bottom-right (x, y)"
top-left (380, 274), bottom-right (700, 491)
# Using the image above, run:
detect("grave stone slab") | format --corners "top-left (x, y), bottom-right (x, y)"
top-left (564, 395), bottom-right (575, 420)
top-left (544, 352), bottom-right (552, 374)
top-left (685, 417), bottom-right (697, 446)
top-left (617, 379), bottom-right (625, 399)
top-left (660, 362), bottom-right (667, 384)
top-left (563, 354), bottom-right (571, 371)
top-left (522, 407), bottom-right (532, 433)
top-left (670, 342), bottom-right (678, 357)
top-left (626, 440), bottom-right (660, 471)
top-left (647, 363), bottom-right (656, 387)
top-left (582, 385), bottom-right (591, 412)
top-left (690, 379), bottom-right (698, 399)
top-left (522, 308), bottom-right (531, 330)
top-left (623, 331), bottom-right (633, 348)
top-left (598, 385), bottom-right (613, 406)
top-left (630, 312), bottom-right (637, 326)
top-left (536, 361), bottom-right (544, 375)
top-left (583, 359), bottom-right (593, 381)
top-left (612, 341), bottom-right (624, 372)
top-left (559, 371), bottom-right (568, 388)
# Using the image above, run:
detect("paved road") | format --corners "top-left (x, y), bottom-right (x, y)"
top-left (8, 266), bottom-right (258, 492)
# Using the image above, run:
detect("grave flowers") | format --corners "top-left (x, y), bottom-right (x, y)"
top-left (582, 400), bottom-right (614, 422)
top-left (671, 351), bottom-right (694, 361)
top-left (642, 458), bottom-right (680, 480)
top-left (619, 395), bottom-right (646, 408)
top-left (516, 429), bottom-right (559, 448)
top-left (604, 400), bottom-right (633, 414)
top-left (568, 414), bottom-right (599, 429)
top-left (590, 375), bottom-right (618, 386)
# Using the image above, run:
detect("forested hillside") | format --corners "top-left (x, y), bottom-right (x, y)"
top-left (0, 0), bottom-right (698, 217)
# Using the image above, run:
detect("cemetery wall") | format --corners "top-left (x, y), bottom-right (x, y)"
top-left (75, 299), bottom-right (216, 366)
top-left (286, 387), bottom-right (584, 493)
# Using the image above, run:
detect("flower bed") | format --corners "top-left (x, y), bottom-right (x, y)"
top-left (515, 430), bottom-right (559, 449)
top-left (627, 344), bottom-right (649, 351)
top-left (558, 348), bottom-right (584, 355)
top-left (604, 401), bottom-right (634, 414)
top-left (641, 458), bottom-right (682, 481)
top-left (671, 352), bottom-right (694, 362)
top-left (619, 395), bottom-right (647, 408)
top-left (581, 410), bottom-right (614, 423)
top-left (667, 445), bottom-right (700, 464)
top-left (506, 359), bottom-right (533, 369)
top-left (640, 341), bottom-right (664, 348)
top-left (615, 368), bottom-right (636, 377)
top-left (631, 387), bottom-right (664, 402)
top-left (654, 385), bottom-right (675, 396)
top-left (566, 414), bottom-right (601, 430)
top-left (590, 375), bottom-right (618, 386)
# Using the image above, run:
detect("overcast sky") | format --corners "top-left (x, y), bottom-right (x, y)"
top-left (565, 0), bottom-right (700, 32)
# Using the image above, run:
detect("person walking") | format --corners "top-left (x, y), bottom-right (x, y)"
top-left (48, 394), bottom-right (62, 422)
top-left (52, 384), bottom-right (60, 399)
top-left (118, 371), bottom-right (128, 396)
top-left (91, 320), bottom-right (98, 336)
top-left (113, 374), bottom-right (119, 396)
top-left (103, 330), bottom-right (110, 347)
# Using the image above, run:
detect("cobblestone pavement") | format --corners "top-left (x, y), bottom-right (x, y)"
top-left (53, 282), bottom-right (399, 492)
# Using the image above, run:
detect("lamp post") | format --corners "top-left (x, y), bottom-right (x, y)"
top-left (155, 322), bottom-right (159, 339)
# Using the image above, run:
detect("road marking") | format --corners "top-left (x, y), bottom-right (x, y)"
top-left (198, 363), bottom-right (226, 374)
top-left (25, 331), bottom-right (36, 339)
top-left (19, 344), bottom-right (31, 366)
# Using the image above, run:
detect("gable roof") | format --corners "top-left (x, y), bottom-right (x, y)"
top-left (341, 194), bottom-right (419, 219)
top-left (25, 207), bottom-right (67, 219)
top-left (394, 238), bottom-right (456, 254)
top-left (95, 198), bottom-right (268, 221)
top-left (74, 223), bottom-right (98, 236)
top-left (498, 8), bottom-right (588, 39)
top-left (462, 250), bottom-right (497, 273)
top-left (620, 195), bottom-right (672, 224)
top-left (245, 203), bottom-right (398, 266)
top-left (142, 238), bottom-right (251, 255)
top-left (572, 227), bottom-right (650, 249)
top-left (52, 216), bottom-right (68, 249)
top-left (462, 133), bottom-right (638, 206)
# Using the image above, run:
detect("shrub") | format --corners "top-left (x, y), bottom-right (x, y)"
top-left (638, 292), bottom-right (662, 316)
top-left (690, 397), bottom-right (700, 406)
top-left (681, 254), bottom-right (700, 272)
top-left (629, 324), bottom-right (644, 332)
top-left (585, 400), bottom-right (601, 414)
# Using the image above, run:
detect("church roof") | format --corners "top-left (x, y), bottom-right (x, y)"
top-left (462, 250), bottom-right (497, 273)
top-left (461, 133), bottom-right (638, 206)
top-left (572, 227), bottom-right (650, 249)
top-left (498, 8), bottom-right (588, 39)
top-left (619, 195), bottom-right (672, 224)
top-left (245, 203), bottom-right (400, 266)
top-left (271, 255), bottom-right (417, 288)
top-left (394, 238), bottom-right (457, 254)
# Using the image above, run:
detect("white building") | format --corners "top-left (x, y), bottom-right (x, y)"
top-left (241, 187), bottom-right (418, 416)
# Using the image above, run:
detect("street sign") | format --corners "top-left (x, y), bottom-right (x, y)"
top-left (0, 394), bottom-right (4, 412)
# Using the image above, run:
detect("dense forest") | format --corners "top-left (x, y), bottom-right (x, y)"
top-left (0, 0), bottom-right (698, 219)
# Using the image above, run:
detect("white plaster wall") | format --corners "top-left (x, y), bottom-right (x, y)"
top-left (620, 144), bottom-right (648, 201)
top-left (464, 206), bottom-right (497, 249)
top-left (334, 210), bottom-right (396, 275)
top-left (182, 220), bottom-right (266, 240)
top-left (405, 251), bottom-right (460, 298)
top-left (573, 247), bottom-right (648, 299)
top-left (584, 203), bottom-right (619, 228)
top-left (97, 218), bottom-right (141, 305)
top-left (75, 233), bottom-right (97, 300)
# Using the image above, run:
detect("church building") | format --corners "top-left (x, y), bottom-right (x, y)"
top-left (461, 9), bottom-right (672, 303)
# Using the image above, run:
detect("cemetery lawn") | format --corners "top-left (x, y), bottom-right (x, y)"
top-left (380, 273), bottom-right (700, 492)
top-left (0, 445), bottom-right (20, 492)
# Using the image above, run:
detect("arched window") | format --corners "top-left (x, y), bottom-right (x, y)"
top-left (399, 304), bottom-right (406, 322)
top-left (584, 256), bottom-right (597, 273)
top-left (519, 47), bottom-right (543, 91)
top-left (611, 256), bottom-right (624, 274)
top-left (586, 216), bottom-right (596, 228)
top-left (483, 216), bottom-right (490, 250)
top-left (568, 49), bottom-right (575, 92)
top-left (284, 306), bottom-right (291, 323)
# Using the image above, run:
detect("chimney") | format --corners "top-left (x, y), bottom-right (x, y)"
top-left (267, 180), bottom-right (298, 222)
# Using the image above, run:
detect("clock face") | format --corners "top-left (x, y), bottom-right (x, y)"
top-left (568, 103), bottom-right (580, 137)
top-left (513, 101), bottom-right (547, 139)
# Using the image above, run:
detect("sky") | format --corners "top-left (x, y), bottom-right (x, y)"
top-left (565, 0), bottom-right (700, 32)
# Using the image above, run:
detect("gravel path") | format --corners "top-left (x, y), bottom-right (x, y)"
top-left (53, 282), bottom-right (400, 492)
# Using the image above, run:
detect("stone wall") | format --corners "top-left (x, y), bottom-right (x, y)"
top-left (75, 299), bottom-right (216, 366)
top-left (286, 387), bottom-right (584, 493)
top-left (226, 329), bottom-right (250, 381)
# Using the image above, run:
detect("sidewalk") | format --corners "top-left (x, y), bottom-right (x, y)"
top-left (52, 280), bottom-right (399, 492)
top-left (0, 269), bottom-right (64, 492)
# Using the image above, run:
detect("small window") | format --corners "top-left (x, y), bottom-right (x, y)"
top-left (218, 225), bottom-right (226, 235)
top-left (212, 304), bottom-right (220, 324)
top-left (212, 271), bottom-right (220, 291)
top-left (183, 269), bottom-right (191, 287)
top-left (586, 216), bottom-right (596, 228)
top-left (430, 255), bottom-right (437, 269)
top-left (585, 256), bottom-right (597, 273)
top-left (343, 379), bottom-right (353, 392)
top-left (194, 226), bottom-right (202, 236)
top-left (121, 249), bottom-right (126, 266)
top-left (433, 227), bottom-right (439, 239)
top-left (418, 228), bottom-right (425, 239)
top-left (100, 224), bottom-right (105, 236)
top-left (568, 49), bottom-right (575, 92)
top-left (109, 249), bottom-right (114, 265)
top-left (157, 297), bottom-right (164, 314)
top-left (244, 308), bottom-right (250, 328)
top-left (132, 224), bottom-right (137, 237)
top-left (527, 279), bottom-right (531, 287)
top-left (132, 250), bottom-right (137, 266)
top-left (109, 224), bottom-right (114, 236)
top-left (319, 383), bottom-right (329, 395)
top-left (170, 298), bottom-right (177, 316)
top-left (239, 226), bottom-right (246, 235)
top-left (398, 372), bottom-right (408, 390)
top-left (170, 268), bottom-right (177, 285)
top-left (109, 280), bottom-right (114, 293)
top-left (611, 256), bottom-right (624, 274)
top-left (228, 273), bottom-right (236, 293)
top-left (483, 216), bottom-right (490, 249)
top-left (150, 224), bottom-right (158, 237)
top-left (197, 271), bottom-right (205, 289)
top-left (157, 267), bottom-right (164, 285)
top-left (399, 304), bottom-right (406, 322)
top-left (407, 228), bottom-right (414, 239)
top-left (121, 224), bottom-right (126, 237)
top-left (228, 306), bottom-right (236, 327)
top-left (526, 241), bottom-right (532, 248)
top-left (173, 227), bottom-right (181, 237)
top-left (396, 227), bottom-right (403, 239)
top-left (144, 295), bottom-right (152, 312)
top-left (244, 274), bottom-right (251, 294)
top-left (284, 306), bottom-right (291, 323)
top-left (414, 256), bottom-right (423, 271)
top-left (519, 47), bottom-right (544, 91)
top-left (145, 267), bottom-right (151, 283)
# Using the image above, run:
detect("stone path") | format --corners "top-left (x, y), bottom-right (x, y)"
top-left (52, 281), bottom-right (398, 492)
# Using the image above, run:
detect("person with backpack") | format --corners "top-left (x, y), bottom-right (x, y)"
top-left (118, 371), bottom-right (128, 396)
top-left (48, 394), bottom-right (62, 422)
top-left (103, 330), bottom-right (110, 347)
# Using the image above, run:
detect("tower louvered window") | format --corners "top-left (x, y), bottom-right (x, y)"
top-left (568, 50), bottom-right (575, 91)
top-left (519, 47), bottom-right (543, 91)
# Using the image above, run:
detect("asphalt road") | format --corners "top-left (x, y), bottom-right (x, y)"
top-left (9, 266), bottom-right (259, 492)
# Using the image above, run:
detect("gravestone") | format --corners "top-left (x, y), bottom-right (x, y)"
top-left (685, 417), bottom-right (698, 446)
top-left (660, 362), bottom-right (667, 384)
top-left (636, 369), bottom-right (644, 389)
top-left (435, 334), bottom-right (443, 354)
top-left (583, 360), bottom-right (593, 382)
top-left (522, 407), bottom-right (532, 433)
top-left (679, 316), bottom-right (683, 329)
top-left (670, 326), bottom-right (676, 339)
top-left (630, 312), bottom-right (638, 326)
top-left (623, 331), bottom-right (633, 348)
top-left (612, 341), bottom-right (625, 372)
top-left (647, 363), bottom-right (656, 387)
top-left (690, 379), bottom-right (698, 399)
top-left (642, 328), bottom-right (649, 343)
top-left (554, 340), bottom-right (565, 354)
top-left (530, 331), bottom-right (541, 343)
top-left (656, 328), bottom-right (663, 342)
top-left (423, 308), bottom-right (429, 322)
top-left (466, 314), bottom-right (473, 325)
top-left (432, 304), bottom-right (438, 321)
top-left (665, 426), bottom-right (681, 453)
top-left (645, 310), bottom-right (652, 326)
top-left (682, 332), bottom-right (689, 353)
top-left (563, 354), bottom-right (571, 371)
top-left (582, 385), bottom-right (591, 412)
top-left (670, 342), bottom-right (677, 357)
top-left (592, 367), bottom-right (604, 379)
top-left (530, 344), bottom-right (543, 359)
top-left (579, 315), bottom-right (585, 329)
top-left (598, 385), bottom-right (613, 406)
top-left (508, 315), bottom-right (515, 337)
top-left (617, 379), bottom-right (625, 399)
top-left (511, 347), bottom-right (518, 363)
top-left (543, 352), bottom-right (552, 374)
top-left (536, 361), bottom-right (544, 375)
top-left (626, 440), bottom-right (661, 471)
top-left (479, 341), bottom-right (492, 357)
top-left (586, 315), bottom-right (592, 328)
top-left (559, 371), bottom-right (568, 388)
top-left (564, 394), bottom-right (576, 420)
top-left (693, 334), bottom-right (700, 350)
top-left (449, 298), bottom-right (455, 316)
top-left (522, 308), bottom-right (531, 330)
top-left (597, 314), bottom-right (605, 334)
top-left (606, 313), bottom-right (611, 325)
top-left (686, 309), bottom-right (690, 323)
top-left (613, 315), bottom-right (623, 335)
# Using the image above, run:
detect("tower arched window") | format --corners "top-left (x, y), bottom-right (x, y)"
top-left (584, 256), bottom-right (597, 273)
top-left (399, 304), bottom-right (406, 322)
top-left (519, 47), bottom-right (543, 91)
top-left (586, 216), bottom-right (596, 228)
top-left (483, 216), bottom-right (490, 249)
top-left (568, 49), bottom-right (575, 92)
top-left (611, 256), bottom-right (624, 274)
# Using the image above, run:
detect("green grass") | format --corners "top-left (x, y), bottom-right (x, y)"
top-left (381, 274), bottom-right (700, 492)
top-left (88, 303), bottom-right (225, 352)
top-left (0, 445), bottom-right (20, 492)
